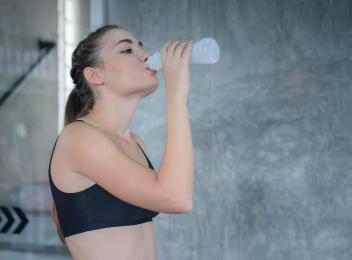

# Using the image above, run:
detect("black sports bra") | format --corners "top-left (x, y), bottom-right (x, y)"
top-left (48, 119), bottom-right (159, 238)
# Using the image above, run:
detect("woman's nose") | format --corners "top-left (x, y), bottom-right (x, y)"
top-left (141, 50), bottom-right (150, 62)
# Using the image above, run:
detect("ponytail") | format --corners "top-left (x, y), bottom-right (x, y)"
top-left (64, 86), bottom-right (95, 126)
top-left (64, 88), bottom-right (82, 126)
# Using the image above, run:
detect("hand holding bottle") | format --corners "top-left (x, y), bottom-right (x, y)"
top-left (161, 40), bottom-right (193, 100)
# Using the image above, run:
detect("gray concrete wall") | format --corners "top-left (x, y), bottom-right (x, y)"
top-left (0, 0), bottom-right (59, 183)
top-left (0, 0), bottom-right (64, 258)
top-left (107, 0), bottom-right (352, 259)
top-left (1, 0), bottom-right (351, 259)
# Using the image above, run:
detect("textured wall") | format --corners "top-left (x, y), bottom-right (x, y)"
top-left (107, 0), bottom-right (352, 259)
top-left (0, 0), bottom-right (88, 259)
top-left (0, 0), bottom-right (59, 184)
top-left (0, 0), bottom-right (61, 258)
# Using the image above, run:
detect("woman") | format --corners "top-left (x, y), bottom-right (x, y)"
top-left (48, 24), bottom-right (195, 260)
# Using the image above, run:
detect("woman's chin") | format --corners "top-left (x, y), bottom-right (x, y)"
top-left (144, 83), bottom-right (159, 97)
top-left (149, 79), bottom-right (159, 89)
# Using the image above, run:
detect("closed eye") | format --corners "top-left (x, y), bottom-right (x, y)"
top-left (121, 48), bottom-right (133, 54)
top-left (121, 43), bottom-right (144, 54)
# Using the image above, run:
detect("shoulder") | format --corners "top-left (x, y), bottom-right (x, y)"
top-left (57, 121), bottom-right (126, 173)
top-left (132, 132), bottom-right (147, 153)
top-left (59, 122), bottom-right (147, 160)
top-left (58, 120), bottom-right (114, 157)
top-left (61, 120), bottom-right (101, 143)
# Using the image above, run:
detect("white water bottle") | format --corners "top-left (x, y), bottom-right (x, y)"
top-left (147, 37), bottom-right (220, 71)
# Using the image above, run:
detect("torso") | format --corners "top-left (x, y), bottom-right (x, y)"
top-left (50, 119), bottom-right (157, 260)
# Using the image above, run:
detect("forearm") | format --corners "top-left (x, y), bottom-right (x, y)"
top-left (157, 97), bottom-right (195, 206)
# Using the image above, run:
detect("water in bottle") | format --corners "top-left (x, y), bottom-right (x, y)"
top-left (147, 37), bottom-right (220, 71)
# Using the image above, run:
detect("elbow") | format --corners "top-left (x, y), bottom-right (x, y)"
top-left (168, 192), bottom-right (193, 213)
top-left (183, 198), bottom-right (193, 212)
top-left (176, 196), bottom-right (193, 213)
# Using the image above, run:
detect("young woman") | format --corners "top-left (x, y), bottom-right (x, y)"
top-left (48, 24), bottom-right (195, 260)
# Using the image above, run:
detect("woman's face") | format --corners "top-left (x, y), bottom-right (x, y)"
top-left (98, 29), bottom-right (159, 97)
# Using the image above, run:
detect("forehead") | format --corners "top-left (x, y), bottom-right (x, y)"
top-left (102, 29), bottom-right (138, 48)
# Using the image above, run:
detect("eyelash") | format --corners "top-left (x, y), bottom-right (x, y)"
top-left (121, 45), bottom-right (144, 54)
top-left (121, 49), bottom-right (133, 54)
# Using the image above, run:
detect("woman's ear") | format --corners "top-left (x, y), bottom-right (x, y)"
top-left (83, 67), bottom-right (104, 86)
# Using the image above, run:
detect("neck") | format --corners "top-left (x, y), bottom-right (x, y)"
top-left (81, 93), bottom-right (141, 143)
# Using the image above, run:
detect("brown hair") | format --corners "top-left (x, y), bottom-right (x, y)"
top-left (51, 24), bottom-right (125, 245)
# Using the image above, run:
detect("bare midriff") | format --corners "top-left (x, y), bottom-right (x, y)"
top-left (65, 221), bottom-right (157, 260)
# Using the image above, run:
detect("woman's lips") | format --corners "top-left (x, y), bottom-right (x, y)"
top-left (146, 68), bottom-right (157, 74)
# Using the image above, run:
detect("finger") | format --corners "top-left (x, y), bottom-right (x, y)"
top-left (167, 41), bottom-right (181, 60)
top-left (172, 41), bottom-right (184, 57)
top-left (174, 42), bottom-right (188, 59)
top-left (181, 41), bottom-right (193, 61)
top-left (161, 41), bottom-right (171, 64)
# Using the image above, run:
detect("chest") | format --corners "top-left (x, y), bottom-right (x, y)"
top-left (112, 139), bottom-right (149, 168)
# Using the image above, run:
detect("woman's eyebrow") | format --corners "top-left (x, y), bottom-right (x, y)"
top-left (116, 39), bottom-right (143, 47)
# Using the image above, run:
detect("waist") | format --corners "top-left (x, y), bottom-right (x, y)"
top-left (65, 221), bottom-right (157, 260)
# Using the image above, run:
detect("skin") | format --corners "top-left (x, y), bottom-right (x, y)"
top-left (51, 29), bottom-right (161, 259)
top-left (81, 28), bottom-right (159, 140)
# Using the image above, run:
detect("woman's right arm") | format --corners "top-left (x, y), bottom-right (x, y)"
top-left (157, 40), bottom-right (195, 211)
top-left (157, 97), bottom-right (194, 212)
